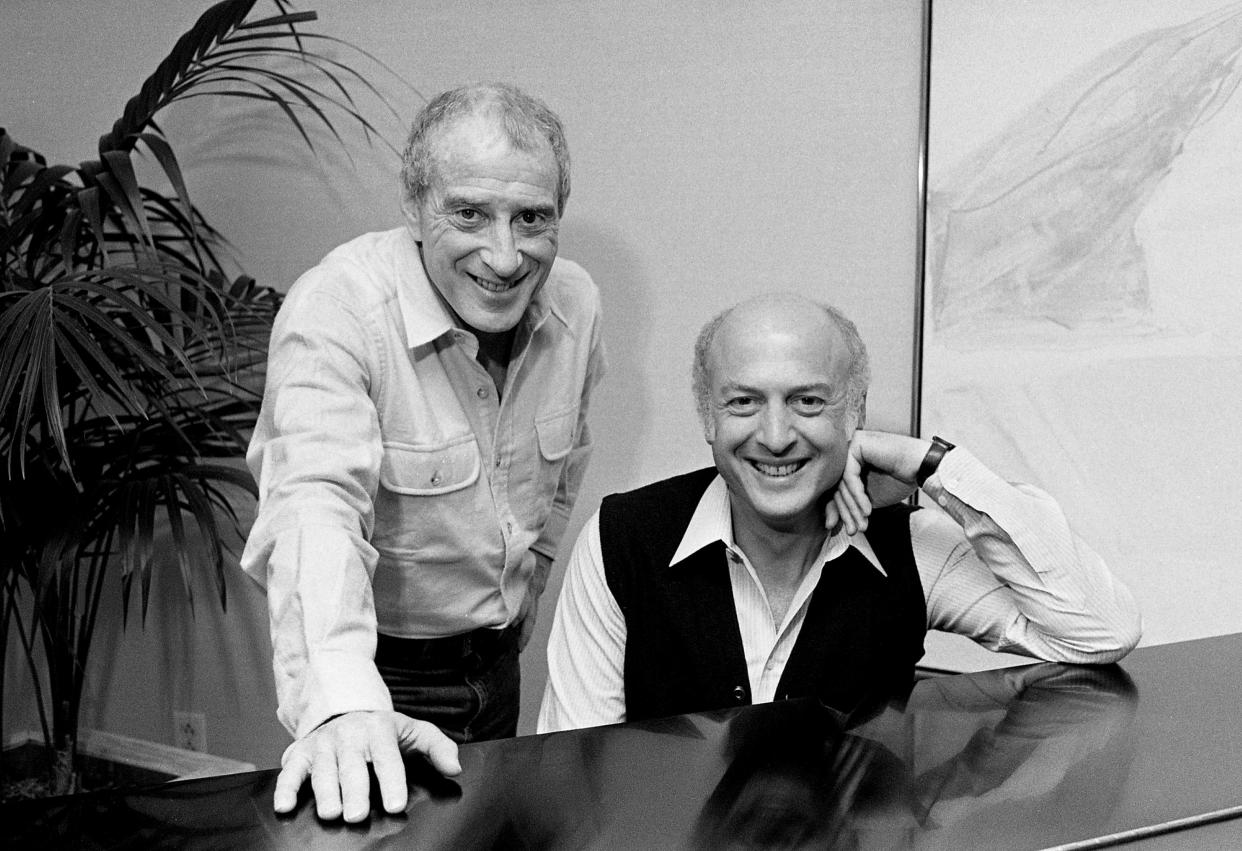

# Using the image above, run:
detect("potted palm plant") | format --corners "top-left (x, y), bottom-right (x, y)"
top-left (1, 0), bottom-right (400, 798)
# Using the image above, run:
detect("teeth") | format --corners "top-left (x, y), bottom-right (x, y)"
top-left (753, 461), bottom-right (801, 477)
top-left (473, 275), bottom-right (518, 293)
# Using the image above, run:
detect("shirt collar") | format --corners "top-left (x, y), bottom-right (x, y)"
top-left (668, 474), bottom-right (887, 577)
top-left (393, 225), bottom-right (569, 350)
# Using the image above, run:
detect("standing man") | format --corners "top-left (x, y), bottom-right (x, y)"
top-left (539, 293), bottom-right (1138, 732)
top-left (242, 83), bottom-right (604, 822)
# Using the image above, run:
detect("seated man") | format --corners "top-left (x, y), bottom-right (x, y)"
top-left (539, 293), bottom-right (1140, 731)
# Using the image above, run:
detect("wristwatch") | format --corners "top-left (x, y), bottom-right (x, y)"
top-left (915, 436), bottom-right (955, 487)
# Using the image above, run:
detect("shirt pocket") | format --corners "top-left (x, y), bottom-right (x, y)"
top-left (379, 435), bottom-right (481, 495)
top-left (373, 436), bottom-right (488, 562)
top-left (519, 404), bottom-right (578, 517)
top-left (535, 404), bottom-right (578, 463)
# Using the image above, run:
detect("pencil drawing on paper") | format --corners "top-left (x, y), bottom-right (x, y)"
top-left (927, 1), bottom-right (1242, 337)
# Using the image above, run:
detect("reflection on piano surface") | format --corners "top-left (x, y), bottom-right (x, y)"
top-left (8, 661), bottom-right (1146, 850)
top-left (688, 665), bottom-right (1138, 850)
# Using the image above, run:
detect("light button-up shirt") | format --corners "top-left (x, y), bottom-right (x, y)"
top-left (243, 227), bottom-right (604, 738)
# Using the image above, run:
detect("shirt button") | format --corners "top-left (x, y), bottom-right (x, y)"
top-left (430, 472), bottom-right (442, 486)
top-left (937, 494), bottom-right (948, 507)
top-left (476, 386), bottom-right (489, 399)
top-left (731, 685), bottom-right (747, 703)
top-left (494, 456), bottom-right (502, 468)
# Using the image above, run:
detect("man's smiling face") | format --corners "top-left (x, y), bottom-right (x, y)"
top-left (704, 297), bottom-right (861, 536)
top-left (402, 112), bottom-right (560, 335)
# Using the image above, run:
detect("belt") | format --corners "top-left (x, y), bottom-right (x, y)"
top-left (375, 625), bottom-right (514, 665)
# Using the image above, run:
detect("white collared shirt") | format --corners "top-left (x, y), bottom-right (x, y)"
top-left (538, 448), bottom-right (1141, 733)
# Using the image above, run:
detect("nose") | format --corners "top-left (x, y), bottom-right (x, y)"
top-left (757, 403), bottom-right (795, 454)
top-left (481, 222), bottom-right (522, 279)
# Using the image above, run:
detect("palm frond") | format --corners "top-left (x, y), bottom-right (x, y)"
top-left (100, 0), bottom-right (270, 153)
top-left (99, 0), bottom-right (386, 163)
top-left (1, 0), bottom-right (407, 782)
top-left (0, 262), bottom-right (250, 477)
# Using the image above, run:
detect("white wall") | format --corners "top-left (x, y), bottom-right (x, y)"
top-left (919, 0), bottom-right (1242, 671)
top-left (2, 0), bottom-right (925, 761)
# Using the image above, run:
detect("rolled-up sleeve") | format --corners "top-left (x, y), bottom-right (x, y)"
top-left (241, 279), bottom-right (393, 738)
top-left (918, 448), bottom-right (1142, 664)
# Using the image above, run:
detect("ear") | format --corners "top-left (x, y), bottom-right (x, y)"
top-left (400, 194), bottom-right (425, 239)
top-left (855, 394), bottom-right (867, 430)
top-left (702, 414), bottom-right (717, 445)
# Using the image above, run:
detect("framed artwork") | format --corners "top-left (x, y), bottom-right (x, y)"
top-left (920, 0), bottom-right (1242, 668)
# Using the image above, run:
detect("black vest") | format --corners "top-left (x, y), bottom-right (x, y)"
top-left (599, 468), bottom-right (927, 723)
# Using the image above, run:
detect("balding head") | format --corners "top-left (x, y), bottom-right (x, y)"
top-left (692, 293), bottom-right (870, 431)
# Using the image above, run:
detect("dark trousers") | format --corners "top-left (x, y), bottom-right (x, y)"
top-left (374, 626), bottom-right (520, 744)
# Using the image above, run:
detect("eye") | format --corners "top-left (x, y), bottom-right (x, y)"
top-left (723, 396), bottom-right (759, 415)
top-left (451, 208), bottom-right (483, 227)
top-left (790, 395), bottom-right (826, 415)
top-left (515, 210), bottom-right (553, 232)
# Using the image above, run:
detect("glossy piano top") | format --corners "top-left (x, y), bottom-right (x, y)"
top-left (8, 632), bottom-right (1242, 850)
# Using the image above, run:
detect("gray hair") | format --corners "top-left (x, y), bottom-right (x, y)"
top-left (691, 297), bottom-right (871, 427)
top-left (400, 82), bottom-right (571, 214)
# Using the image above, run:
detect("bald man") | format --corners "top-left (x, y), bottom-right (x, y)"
top-left (539, 293), bottom-right (1139, 731)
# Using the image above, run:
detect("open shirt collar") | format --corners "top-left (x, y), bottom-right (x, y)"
top-left (668, 474), bottom-right (887, 577)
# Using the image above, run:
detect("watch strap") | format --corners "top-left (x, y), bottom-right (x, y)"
top-left (916, 436), bottom-right (955, 487)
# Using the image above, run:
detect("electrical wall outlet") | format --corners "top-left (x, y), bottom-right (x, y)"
top-left (174, 710), bottom-right (207, 752)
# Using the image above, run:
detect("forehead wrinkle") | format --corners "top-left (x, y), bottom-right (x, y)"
top-left (430, 114), bottom-right (555, 177)
top-left (787, 381), bottom-right (837, 396)
top-left (720, 378), bottom-right (834, 393)
top-left (715, 378), bottom-right (845, 411)
top-left (436, 186), bottom-right (554, 209)
top-left (426, 168), bottom-right (558, 222)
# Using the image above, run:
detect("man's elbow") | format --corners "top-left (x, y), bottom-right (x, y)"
top-left (1015, 608), bottom-right (1143, 665)
top-left (1106, 609), bottom-right (1143, 661)
top-left (1078, 610), bottom-right (1143, 664)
